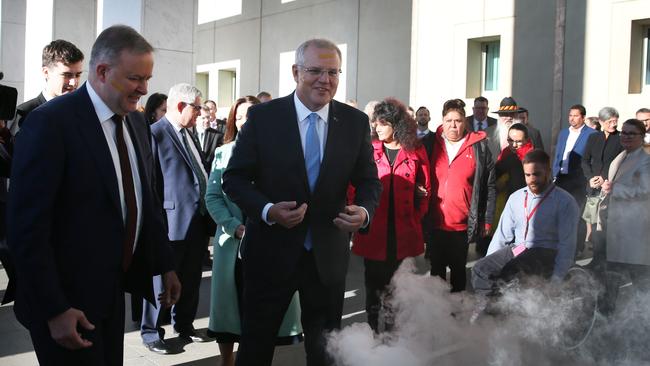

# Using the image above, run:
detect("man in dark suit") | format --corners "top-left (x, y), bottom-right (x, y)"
top-left (222, 39), bottom-right (382, 366)
top-left (8, 39), bottom-right (84, 137)
top-left (7, 25), bottom-right (180, 365)
top-left (552, 104), bottom-right (598, 255)
top-left (195, 105), bottom-right (222, 167)
top-left (518, 107), bottom-right (545, 151)
top-left (415, 106), bottom-right (435, 157)
top-left (466, 96), bottom-right (496, 132)
top-left (141, 83), bottom-right (213, 353)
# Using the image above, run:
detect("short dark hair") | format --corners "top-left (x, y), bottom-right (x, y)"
top-left (442, 98), bottom-right (466, 118)
top-left (522, 149), bottom-right (551, 167)
top-left (416, 106), bottom-right (429, 114)
top-left (474, 96), bottom-right (488, 105)
top-left (622, 119), bottom-right (646, 135)
top-left (42, 39), bottom-right (84, 68)
top-left (509, 123), bottom-right (529, 139)
top-left (372, 98), bottom-right (419, 150)
top-left (636, 107), bottom-right (650, 114)
top-left (90, 25), bottom-right (153, 70)
top-left (570, 104), bottom-right (586, 116)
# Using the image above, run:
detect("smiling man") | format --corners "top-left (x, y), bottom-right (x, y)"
top-left (8, 39), bottom-right (84, 136)
top-left (222, 38), bottom-right (381, 366)
top-left (7, 25), bottom-right (179, 365)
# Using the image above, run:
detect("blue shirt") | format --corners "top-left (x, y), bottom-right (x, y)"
top-left (487, 183), bottom-right (579, 279)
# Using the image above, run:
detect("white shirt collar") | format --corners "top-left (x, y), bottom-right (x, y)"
top-left (294, 92), bottom-right (329, 123)
top-left (86, 81), bottom-right (118, 123)
top-left (569, 124), bottom-right (585, 134)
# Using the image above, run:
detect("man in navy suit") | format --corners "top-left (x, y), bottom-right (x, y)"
top-left (552, 104), bottom-right (597, 255)
top-left (7, 25), bottom-right (180, 365)
top-left (222, 39), bottom-right (382, 366)
top-left (140, 83), bottom-right (212, 353)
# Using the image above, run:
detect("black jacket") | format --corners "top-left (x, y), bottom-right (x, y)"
top-left (467, 139), bottom-right (497, 243)
top-left (581, 131), bottom-right (623, 194)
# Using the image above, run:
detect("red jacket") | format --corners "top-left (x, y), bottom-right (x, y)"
top-left (430, 127), bottom-right (490, 232)
top-left (352, 141), bottom-right (431, 261)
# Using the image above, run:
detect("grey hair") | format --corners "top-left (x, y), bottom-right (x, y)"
top-left (167, 83), bottom-right (202, 104)
top-left (89, 25), bottom-right (153, 71)
top-left (598, 106), bottom-right (619, 122)
top-left (294, 39), bottom-right (341, 66)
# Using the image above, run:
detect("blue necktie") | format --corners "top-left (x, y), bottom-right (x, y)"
top-left (304, 112), bottom-right (321, 250)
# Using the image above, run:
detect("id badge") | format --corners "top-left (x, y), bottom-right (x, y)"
top-left (511, 244), bottom-right (527, 257)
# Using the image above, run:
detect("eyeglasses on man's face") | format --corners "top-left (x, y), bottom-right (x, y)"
top-left (183, 102), bottom-right (202, 112)
top-left (298, 65), bottom-right (342, 79)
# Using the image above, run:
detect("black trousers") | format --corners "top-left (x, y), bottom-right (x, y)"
top-left (363, 258), bottom-right (402, 332)
top-left (429, 230), bottom-right (469, 292)
top-left (30, 287), bottom-right (125, 366)
top-left (236, 250), bottom-right (344, 366)
top-left (555, 175), bottom-right (587, 254)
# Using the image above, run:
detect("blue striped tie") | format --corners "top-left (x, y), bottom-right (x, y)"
top-left (304, 112), bottom-right (321, 250)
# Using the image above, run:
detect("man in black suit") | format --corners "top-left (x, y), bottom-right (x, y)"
top-left (466, 96), bottom-right (496, 132)
top-left (222, 39), bottom-right (382, 366)
top-left (415, 106), bottom-right (435, 157)
top-left (8, 39), bottom-right (84, 137)
top-left (7, 25), bottom-right (180, 365)
top-left (518, 107), bottom-right (545, 151)
top-left (195, 105), bottom-right (222, 167)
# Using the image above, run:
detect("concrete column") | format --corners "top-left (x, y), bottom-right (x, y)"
top-left (23, 0), bottom-right (53, 100)
top-left (97, 0), bottom-right (142, 34)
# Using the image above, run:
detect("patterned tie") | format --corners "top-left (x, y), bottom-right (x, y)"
top-left (181, 129), bottom-right (207, 215)
top-left (304, 112), bottom-right (321, 250)
top-left (111, 114), bottom-right (137, 271)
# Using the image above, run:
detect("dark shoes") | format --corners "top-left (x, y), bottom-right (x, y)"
top-left (144, 339), bottom-right (173, 354)
top-left (175, 329), bottom-right (213, 343)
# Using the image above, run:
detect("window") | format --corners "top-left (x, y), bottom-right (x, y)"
top-left (198, 0), bottom-right (242, 24)
top-left (628, 19), bottom-right (650, 93)
top-left (466, 36), bottom-right (500, 98)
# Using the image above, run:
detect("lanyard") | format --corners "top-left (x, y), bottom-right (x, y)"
top-left (523, 185), bottom-right (556, 241)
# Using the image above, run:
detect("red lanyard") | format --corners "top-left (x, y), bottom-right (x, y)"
top-left (523, 185), bottom-right (556, 241)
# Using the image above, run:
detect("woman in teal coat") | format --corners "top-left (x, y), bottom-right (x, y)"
top-left (206, 96), bottom-right (302, 366)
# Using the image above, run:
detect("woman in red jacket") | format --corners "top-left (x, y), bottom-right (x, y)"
top-left (352, 98), bottom-right (431, 332)
top-left (428, 99), bottom-right (496, 292)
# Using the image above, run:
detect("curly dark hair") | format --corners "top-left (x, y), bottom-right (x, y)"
top-left (371, 97), bottom-right (420, 150)
top-left (223, 95), bottom-right (261, 144)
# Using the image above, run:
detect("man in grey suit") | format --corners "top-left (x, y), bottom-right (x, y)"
top-left (222, 39), bottom-right (382, 366)
top-left (141, 83), bottom-right (213, 353)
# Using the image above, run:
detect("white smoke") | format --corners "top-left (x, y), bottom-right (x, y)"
top-left (327, 258), bottom-right (650, 366)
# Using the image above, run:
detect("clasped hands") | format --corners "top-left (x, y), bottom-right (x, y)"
top-left (268, 201), bottom-right (367, 232)
top-left (47, 271), bottom-right (181, 350)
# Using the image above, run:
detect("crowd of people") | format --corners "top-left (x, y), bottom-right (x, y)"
top-left (0, 26), bottom-right (649, 366)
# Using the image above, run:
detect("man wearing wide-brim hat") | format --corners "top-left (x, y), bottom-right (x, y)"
top-left (484, 97), bottom-right (524, 162)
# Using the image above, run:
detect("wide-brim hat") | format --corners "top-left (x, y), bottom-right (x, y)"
top-left (493, 97), bottom-right (525, 115)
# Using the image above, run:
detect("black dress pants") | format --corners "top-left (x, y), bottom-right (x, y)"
top-left (363, 258), bottom-right (402, 332)
top-left (429, 230), bottom-right (469, 292)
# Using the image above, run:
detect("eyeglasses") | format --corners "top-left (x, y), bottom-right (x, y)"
top-left (620, 131), bottom-right (643, 137)
top-left (183, 102), bottom-right (202, 112)
top-left (298, 65), bottom-right (342, 79)
top-left (507, 138), bottom-right (526, 145)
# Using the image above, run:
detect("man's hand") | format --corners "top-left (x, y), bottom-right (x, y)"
top-left (268, 201), bottom-right (308, 229)
top-left (333, 205), bottom-right (367, 232)
top-left (159, 271), bottom-right (181, 308)
top-left (235, 224), bottom-right (245, 239)
top-left (47, 308), bottom-right (95, 350)
top-left (601, 179), bottom-right (612, 195)
top-left (589, 175), bottom-right (604, 189)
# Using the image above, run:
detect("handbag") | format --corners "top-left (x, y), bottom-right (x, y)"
top-left (582, 195), bottom-right (602, 224)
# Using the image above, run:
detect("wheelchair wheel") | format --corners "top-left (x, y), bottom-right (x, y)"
top-left (557, 266), bottom-right (598, 350)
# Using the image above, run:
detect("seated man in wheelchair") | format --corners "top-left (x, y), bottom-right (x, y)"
top-left (471, 149), bottom-right (580, 304)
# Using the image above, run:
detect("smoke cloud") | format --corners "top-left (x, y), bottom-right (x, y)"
top-left (327, 259), bottom-right (650, 366)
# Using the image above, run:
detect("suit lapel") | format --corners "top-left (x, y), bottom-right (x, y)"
top-left (161, 117), bottom-right (193, 168)
top-left (315, 101), bottom-right (340, 193)
top-left (74, 85), bottom-right (122, 215)
top-left (284, 94), bottom-right (311, 193)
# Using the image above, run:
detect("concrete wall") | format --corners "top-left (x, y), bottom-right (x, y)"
top-left (1, 0), bottom-right (26, 101)
top-left (194, 0), bottom-right (412, 113)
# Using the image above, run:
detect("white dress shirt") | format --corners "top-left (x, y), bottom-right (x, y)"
top-left (86, 82), bottom-right (142, 251)
top-left (560, 124), bottom-right (584, 174)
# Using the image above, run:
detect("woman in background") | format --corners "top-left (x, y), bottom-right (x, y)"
top-left (205, 96), bottom-right (302, 366)
top-left (352, 98), bottom-right (430, 332)
top-left (144, 92), bottom-right (167, 124)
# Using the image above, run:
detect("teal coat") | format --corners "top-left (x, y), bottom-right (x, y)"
top-left (206, 142), bottom-right (302, 336)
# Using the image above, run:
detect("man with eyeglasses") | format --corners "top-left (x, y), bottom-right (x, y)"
top-left (222, 38), bottom-right (381, 366)
top-left (466, 96), bottom-right (496, 132)
top-left (8, 39), bottom-right (84, 137)
top-left (141, 83), bottom-right (214, 353)
top-left (635, 107), bottom-right (650, 145)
